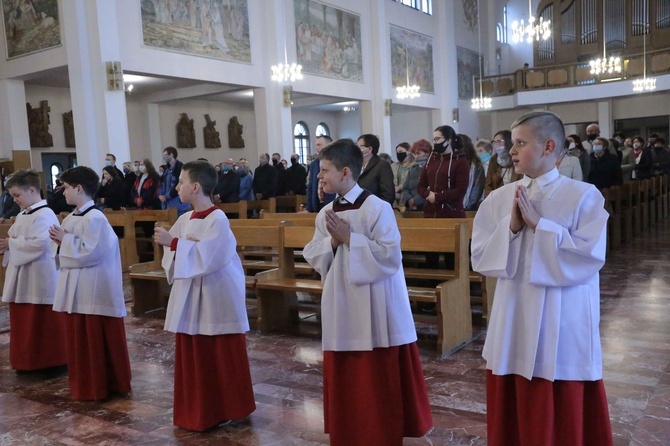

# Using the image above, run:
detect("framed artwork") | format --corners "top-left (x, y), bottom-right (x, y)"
top-left (456, 46), bottom-right (483, 99)
top-left (294, 0), bottom-right (362, 82)
top-left (1, 0), bottom-right (61, 60)
top-left (390, 25), bottom-right (434, 94)
top-left (140, 0), bottom-right (251, 63)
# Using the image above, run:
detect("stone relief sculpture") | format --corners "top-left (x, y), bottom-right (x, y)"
top-left (63, 110), bottom-right (75, 148)
top-left (203, 114), bottom-right (221, 148)
top-left (228, 116), bottom-right (245, 148)
top-left (26, 100), bottom-right (53, 147)
top-left (176, 113), bottom-right (196, 148)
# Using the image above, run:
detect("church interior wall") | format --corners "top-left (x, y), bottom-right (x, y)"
top-left (290, 108), bottom-right (340, 148)
top-left (390, 106), bottom-right (434, 151)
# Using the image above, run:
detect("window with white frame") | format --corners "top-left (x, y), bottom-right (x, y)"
top-left (392, 0), bottom-right (432, 15)
top-left (294, 121), bottom-right (310, 164)
top-left (315, 123), bottom-right (330, 138)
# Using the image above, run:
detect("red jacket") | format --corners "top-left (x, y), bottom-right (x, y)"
top-left (417, 150), bottom-right (469, 218)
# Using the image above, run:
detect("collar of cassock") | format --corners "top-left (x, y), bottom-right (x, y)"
top-left (23, 200), bottom-right (48, 215)
top-left (520, 167), bottom-right (559, 189)
top-left (333, 184), bottom-right (372, 212)
top-left (73, 200), bottom-right (95, 216)
top-left (190, 205), bottom-right (218, 220)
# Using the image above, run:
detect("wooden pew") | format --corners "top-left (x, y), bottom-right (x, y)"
top-left (245, 198), bottom-right (276, 216)
top-left (259, 211), bottom-right (317, 223)
top-left (128, 221), bottom-right (171, 317)
top-left (255, 221), bottom-right (473, 358)
top-left (273, 195), bottom-right (307, 212)
top-left (219, 201), bottom-right (248, 219)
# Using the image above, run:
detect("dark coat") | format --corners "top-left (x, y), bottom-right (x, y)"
top-left (417, 150), bottom-right (469, 218)
top-left (306, 159), bottom-right (334, 212)
top-left (633, 148), bottom-right (654, 180)
top-left (98, 179), bottom-right (126, 210)
top-left (285, 162), bottom-right (308, 195)
top-left (588, 150), bottom-right (623, 189)
top-left (214, 170), bottom-right (241, 203)
top-left (357, 154), bottom-right (395, 205)
top-left (132, 173), bottom-right (161, 209)
top-left (252, 163), bottom-right (279, 199)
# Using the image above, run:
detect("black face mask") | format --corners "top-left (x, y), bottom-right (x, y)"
top-left (397, 152), bottom-right (407, 162)
top-left (433, 143), bottom-right (447, 154)
top-left (291, 158), bottom-right (298, 165)
top-left (272, 159), bottom-right (279, 165)
top-left (587, 134), bottom-right (597, 141)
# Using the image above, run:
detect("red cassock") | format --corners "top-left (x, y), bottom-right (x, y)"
top-left (486, 371), bottom-right (614, 446)
top-left (64, 313), bottom-right (131, 401)
top-left (9, 303), bottom-right (66, 370)
top-left (323, 343), bottom-right (433, 446)
top-left (173, 333), bottom-right (256, 431)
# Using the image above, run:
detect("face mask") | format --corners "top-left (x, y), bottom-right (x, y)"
top-left (433, 140), bottom-right (450, 154)
top-left (104, 160), bottom-right (112, 167)
top-left (291, 158), bottom-right (298, 165)
top-left (593, 145), bottom-right (604, 154)
top-left (587, 134), bottom-right (597, 142)
top-left (222, 165), bottom-right (231, 172)
top-left (477, 152), bottom-right (491, 163)
top-left (235, 166), bottom-right (244, 174)
top-left (133, 165), bottom-right (139, 172)
top-left (123, 167), bottom-right (130, 175)
top-left (497, 149), bottom-right (511, 166)
top-left (397, 152), bottom-right (407, 163)
top-left (139, 165), bottom-right (147, 173)
top-left (633, 143), bottom-right (641, 149)
top-left (272, 158), bottom-right (279, 166)
top-left (494, 144), bottom-right (505, 156)
top-left (163, 155), bottom-right (171, 164)
top-left (568, 142), bottom-right (576, 150)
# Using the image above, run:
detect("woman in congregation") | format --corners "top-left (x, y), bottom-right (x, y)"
top-left (391, 142), bottom-right (415, 210)
top-left (400, 138), bottom-right (431, 212)
top-left (131, 159), bottom-right (161, 210)
top-left (632, 136), bottom-right (654, 181)
top-left (484, 130), bottom-right (523, 195)
top-left (460, 134), bottom-right (485, 211)
top-left (236, 160), bottom-right (254, 202)
top-left (97, 166), bottom-right (126, 210)
top-left (566, 134), bottom-right (591, 181)
top-left (356, 133), bottom-right (396, 205)
top-left (557, 141), bottom-right (583, 181)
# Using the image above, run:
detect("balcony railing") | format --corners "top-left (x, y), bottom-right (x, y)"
top-left (476, 48), bottom-right (670, 97)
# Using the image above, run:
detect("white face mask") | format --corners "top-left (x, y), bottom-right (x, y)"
top-left (568, 142), bottom-right (576, 150)
top-left (633, 142), bottom-right (641, 149)
top-left (139, 165), bottom-right (147, 173)
top-left (593, 145), bottom-right (604, 154)
top-left (133, 165), bottom-right (139, 172)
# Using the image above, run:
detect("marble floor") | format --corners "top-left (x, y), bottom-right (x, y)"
top-left (1, 222), bottom-right (670, 445)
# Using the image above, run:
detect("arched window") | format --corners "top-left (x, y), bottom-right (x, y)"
top-left (50, 163), bottom-right (63, 190)
top-left (294, 121), bottom-right (310, 164)
top-left (315, 123), bottom-right (330, 138)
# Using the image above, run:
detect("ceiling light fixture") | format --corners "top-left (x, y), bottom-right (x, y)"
top-left (271, 3), bottom-right (303, 84)
top-left (511, 0), bottom-right (551, 44)
top-left (471, 0), bottom-right (491, 111)
top-left (396, 29), bottom-right (420, 100)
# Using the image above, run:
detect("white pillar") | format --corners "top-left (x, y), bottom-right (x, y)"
top-left (0, 79), bottom-right (30, 158)
top-left (597, 101), bottom-right (612, 137)
top-left (432, 0), bottom-right (460, 131)
top-left (61, 0), bottom-right (130, 170)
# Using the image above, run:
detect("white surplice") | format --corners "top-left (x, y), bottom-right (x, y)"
top-left (52, 201), bottom-right (126, 317)
top-left (303, 184), bottom-right (417, 352)
top-left (162, 209), bottom-right (249, 336)
top-left (472, 168), bottom-right (609, 381)
top-left (1, 200), bottom-right (59, 304)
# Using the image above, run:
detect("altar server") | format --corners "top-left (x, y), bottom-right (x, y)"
top-left (303, 139), bottom-right (432, 446)
top-left (154, 160), bottom-right (255, 431)
top-left (1, 169), bottom-right (66, 373)
top-left (48, 166), bottom-right (131, 401)
top-left (471, 111), bottom-right (613, 446)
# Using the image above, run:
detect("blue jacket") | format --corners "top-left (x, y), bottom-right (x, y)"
top-left (160, 160), bottom-right (190, 213)
top-left (306, 158), bottom-right (334, 212)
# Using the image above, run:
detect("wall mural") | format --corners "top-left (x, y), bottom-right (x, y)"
top-left (140, 0), bottom-right (250, 63)
top-left (390, 25), bottom-right (434, 94)
top-left (1, 0), bottom-right (60, 60)
top-left (456, 46), bottom-right (483, 99)
top-left (294, 0), bottom-right (362, 82)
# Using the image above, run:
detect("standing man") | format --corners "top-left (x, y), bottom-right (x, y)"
top-left (305, 135), bottom-right (335, 212)
top-left (104, 154), bottom-right (125, 179)
top-left (271, 152), bottom-right (287, 196)
top-left (582, 123), bottom-right (600, 154)
top-left (252, 153), bottom-right (278, 200)
top-left (213, 158), bottom-right (240, 204)
top-left (284, 153), bottom-right (308, 196)
top-left (159, 147), bottom-right (190, 215)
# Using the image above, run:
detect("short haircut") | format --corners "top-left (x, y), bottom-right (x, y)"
top-left (183, 160), bottom-right (217, 196)
top-left (396, 142), bottom-right (411, 151)
top-left (318, 135), bottom-right (333, 144)
top-left (511, 111), bottom-right (565, 153)
top-left (475, 139), bottom-right (493, 153)
top-left (163, 146), bottom-right (178, 158)
top-left (106, 153), bottom-right (116, 161)
top-left (595, 137), bottom-right (610, 150)
top-left (411, 138), bottom-right (432, 155)
top-left (357, 134), bottom-right (380, 155)
top-left (5, 169), bottom-right (41, 191)
top-left (319, 138), bottom-right (363, 180)
top-left (59, 166), bottom-right (100, 198)
top-left (654, 137), bottom-right (666, 145)
top-left (378, 153), bottom-right (392, 164)
top-left (272, 152), bottom-right (281, 159)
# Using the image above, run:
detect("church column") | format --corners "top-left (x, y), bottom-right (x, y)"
top-left (0, 79), bottom-right (31, 166)
top-left (253, 0), bottom-right (294, 160)
top-left (432, 0), bottom-right (460, 131)
top-left (597, 101), bottom-right (612, 138)
top-left (360, 0), bottom-right (392, 153)
top-left (61, 0), bottom-right (130, 170)
top-left (146, 103), bottom-right (162, 160)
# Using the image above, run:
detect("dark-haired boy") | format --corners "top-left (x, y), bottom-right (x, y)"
top-left (0, 169), bottom-right (66, 374)
top-left (153, 161), bottom-right (255, 431)
top-left (472, 111), bottom-right (613, 445)
top-left (303, 139), bottom-right (432, 445)
top-left (48, 166), bottom-right (131, 401)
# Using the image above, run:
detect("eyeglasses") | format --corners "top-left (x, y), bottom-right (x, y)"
top-left (492, 139), bottom-right (505, 145)
top-left (357, 145), bottom-right (369, 150)
top-left (433, 137), bottom-right (445, 143)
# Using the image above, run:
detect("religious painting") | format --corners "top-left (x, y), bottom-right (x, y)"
top-left (456, 46), bottom-right (483, 99)
top-left (140, 0), bottom-right (251, 63)
top-left (390, 25), bottom-right (434, 94)
top-left (294, 0), bottom-right (362, 82)
top-left (1, 0), bottom-right (61, 60)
